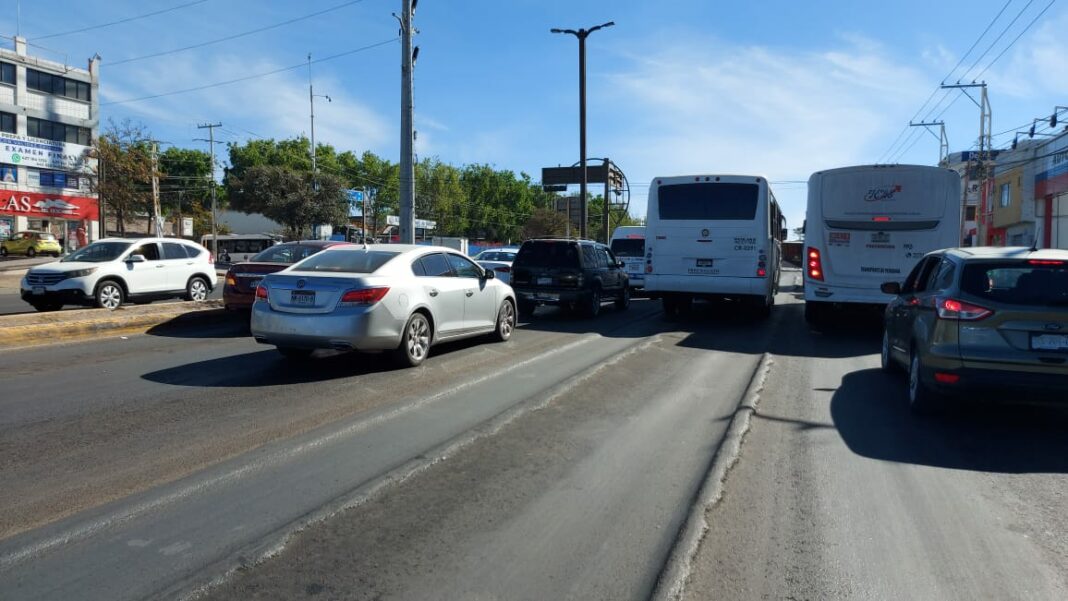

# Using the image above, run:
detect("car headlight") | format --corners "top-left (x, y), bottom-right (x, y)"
top-left (67, 268), bottom-right (98, 278)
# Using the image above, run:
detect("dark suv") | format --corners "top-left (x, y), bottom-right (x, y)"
top-left (880, 247), bottom-right (1068, 413)
top-left (511, 239), bottom-right (630, 317)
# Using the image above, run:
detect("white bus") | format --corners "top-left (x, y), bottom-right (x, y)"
top-left (610, 225), bottom-right (646, 290)
top-left (803, 164), bottom-right (961, 324)
top-left (644, 175), bottom-right (785, 317)
top-left (200, 233), bottom-right (280, 264)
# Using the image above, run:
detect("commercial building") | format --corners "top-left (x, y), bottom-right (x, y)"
top-left (1034, 130), bottom-right (1068, 249)
top-left (0, 36), bottom-right (99, 251)
top-left (989, 140), bottom-right (1040, 247)
top-left (943, 150), bottom-right (1000, 246)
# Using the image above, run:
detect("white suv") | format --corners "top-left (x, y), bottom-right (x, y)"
top-left (20, 237), bottom-right (217, 311)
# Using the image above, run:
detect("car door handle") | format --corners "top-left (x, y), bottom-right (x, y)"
top-left (466, 290), bottom-right (474, 297)
top-left (155, 264), bottom-right (165, 268)
top-left (428, 289), bottom-right (439, 297)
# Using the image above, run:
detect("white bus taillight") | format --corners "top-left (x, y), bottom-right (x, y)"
top-left (806, 247), bottom-right (824, 281)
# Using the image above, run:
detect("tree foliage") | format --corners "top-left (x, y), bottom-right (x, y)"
top-left (92, 119), bottom-right (154, 235)
top-left (227, 165), bottom-right (348, 239)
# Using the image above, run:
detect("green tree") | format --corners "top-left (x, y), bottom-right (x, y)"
top-left (91, 119), bottom-right (154, 235)
top-left (158, 147), bottom-right (221, 238)
top-left (522, 207), bottom-right (569, 239)
top-left (227, 165), bottom-right (348, 239)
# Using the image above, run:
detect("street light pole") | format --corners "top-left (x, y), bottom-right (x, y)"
top-left (308, 53), bottom-right (331, 189)
top-left (551, 21), bottom-right (614, 240)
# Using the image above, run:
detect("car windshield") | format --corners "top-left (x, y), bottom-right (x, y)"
top-left (610, 238), bottom-right (645, 257)
top-left (292, 250), bottom-right (400, 273)
top-left (515, 241), bottom-right (579, 268)
top-left (961, 261), bottom-right (1068, 307)
top-left (476, 251), bottom-right (516, 262)
top-left (251, 244), bottom-right (323, 264)
top-left (60, 241), bottom-right (132, 263)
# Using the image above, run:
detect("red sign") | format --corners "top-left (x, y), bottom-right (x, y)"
top-left (0, 191), bottom-right (98, 220)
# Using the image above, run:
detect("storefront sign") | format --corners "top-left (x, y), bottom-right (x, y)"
top-left (0, 134), bottom-right (95, 173)
top-left (0, 191), bottom-right (98, 220)
top-left (1036, 135), bottom-right (1068, 198)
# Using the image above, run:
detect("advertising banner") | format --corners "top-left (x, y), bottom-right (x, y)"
top-left (0, 133), bottom-right (95, 173)
top-left (0, 191), bottom-right (99, 220)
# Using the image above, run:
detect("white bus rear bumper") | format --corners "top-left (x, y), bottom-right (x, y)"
top-left (645, 274), bottom-right (768, 297)
top-left (804, 282), bottom-right (893, 306)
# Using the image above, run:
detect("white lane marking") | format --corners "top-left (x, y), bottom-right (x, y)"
top-left (651, 352), bottom-right (774, 601)
top-left (0, 333), bottom-right (606, 570)
top-left (159, 541), bottom-right (192, 557)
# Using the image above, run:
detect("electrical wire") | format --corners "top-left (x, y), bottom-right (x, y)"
top-left (973, 0), bottom-right (1059, 81)
top-left (959, 0), bottom-right (1037, 81)
top-left (108, 0), bottom-right (371, 67)
top-left (102, 38), bottom-right (398, 106)
top-left (36, 1), bottom-right (209, 41)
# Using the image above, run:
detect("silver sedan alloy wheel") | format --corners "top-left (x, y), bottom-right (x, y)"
top-left (497, 301), bottom-right (515, 341)
top-left (406, 314), bottom-right (431, 363)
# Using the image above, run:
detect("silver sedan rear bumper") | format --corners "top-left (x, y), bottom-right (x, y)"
top-left (250, 301), bottom-right (405, 351)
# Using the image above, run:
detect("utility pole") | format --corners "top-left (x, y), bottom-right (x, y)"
top-left (908, 121), bottom-right (948, 165)
top-left (602, 158), bottom-right (611, 243)
top-left (397, 0), bottom-right (418, 244)
top-left (151, 142), bottom-right (162, 236)
top-left (942, 83), bottom-right (991, 244)
top-left (197, 122), bottom-right (222, 260)
top-left (551, 21), bottom-right (615, 240)
top-left (307, 53), bottom-right (331, 189)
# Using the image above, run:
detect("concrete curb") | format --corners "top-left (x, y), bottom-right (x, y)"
top-left (651, 352), bottom-right (774, 601)
top-left (0, 300), bottom-right (229, 350)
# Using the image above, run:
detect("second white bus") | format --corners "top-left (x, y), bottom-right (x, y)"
top-left (803, 164), bottom-right (961, 324)
top-left (644, 175), bottom-right (785, 317)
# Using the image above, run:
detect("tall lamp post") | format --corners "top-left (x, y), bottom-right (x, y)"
top-left (551, 21), bottom-right (614, 239)
top-left (308, 53), bottom-right (331, 189)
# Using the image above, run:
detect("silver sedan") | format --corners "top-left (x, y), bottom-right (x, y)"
top-left (251, 245), bottom-right (517, 366)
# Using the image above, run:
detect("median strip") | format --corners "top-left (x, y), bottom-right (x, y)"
top-left (0, 300), bottom-right (229, 350)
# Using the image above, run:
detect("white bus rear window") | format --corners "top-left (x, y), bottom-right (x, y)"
top-left (658, 183), bottom-right (758, 220)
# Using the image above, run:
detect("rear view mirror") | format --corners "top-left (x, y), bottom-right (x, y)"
top-left (483, 269), bottom-right (496, 280)
top-left (880, 281), bottom-right (902, 295)
top-left (780, 228), bottom-right (788, 240)
top-left (617, 260), bottom-right (626, 268)
top-left (126, 254), bottom-right (146, 263)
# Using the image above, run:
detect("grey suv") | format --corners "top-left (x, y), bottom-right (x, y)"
top-left (511, 239), bottom-right (630, 318)
top-left (880, 247), bottom-right (1068, 413)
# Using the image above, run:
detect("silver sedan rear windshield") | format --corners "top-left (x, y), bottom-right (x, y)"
top-left (294, 250), bottom-right (400, 273)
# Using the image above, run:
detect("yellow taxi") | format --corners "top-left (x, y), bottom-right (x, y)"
top-left (1, 231), bottom-right (63, 257)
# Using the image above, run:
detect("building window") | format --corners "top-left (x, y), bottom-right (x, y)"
top-left (26, 68), bottom-right (91, 102)
top-left (999, 183), bottom-right (1011, 208)
top-left (26, 117), bottom-right (91, 145)
top-left (0, 111), bottom-right (15, 134)
top-left (0, 164), bottom-right (16, 183)
top-left (31, 169), bottom-right (80, 189)
top-left (965, 206), bottom-right (977, 221)
top-left (0, 62), bottom-right (14, 86)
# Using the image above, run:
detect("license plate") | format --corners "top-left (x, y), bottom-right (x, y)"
top-left (696, 259), bottom-right (714, 267)
top-left (290, 291), bottom-right (315, 306)
top-left (32, 286), bottom-right (45, 295)
top-left (1031, 333), bottom-right (1068, 351)
top-left (247, 278), bottom-right (262, 289)
top-left (537, 277), bottom-right (553, 286)
top-left (535, 293), bottom-right (559, 301)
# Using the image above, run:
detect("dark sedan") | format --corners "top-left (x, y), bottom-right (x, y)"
top-left (223, 240), bottom-right (354, 310)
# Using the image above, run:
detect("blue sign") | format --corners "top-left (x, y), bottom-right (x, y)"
top-left (346, 190), bottom-right (365, 217)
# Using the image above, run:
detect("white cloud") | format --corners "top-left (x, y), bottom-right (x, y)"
top-left (598, 34), bottom-right (932, 224)
top-left (985, 8), bottom-right (1068, 98)
top-left (101, 53), bottom-right (391, 156)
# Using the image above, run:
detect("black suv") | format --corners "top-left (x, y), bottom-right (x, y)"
top-left (511, 239), bottom-right (630, 317)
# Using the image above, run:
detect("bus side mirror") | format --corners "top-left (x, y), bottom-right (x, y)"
top-left (780, 228), bottom-right (788, 240)
top-left (880, 281), bottom-right (902, 295)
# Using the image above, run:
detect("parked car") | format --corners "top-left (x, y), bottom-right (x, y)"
top-left (472, 247), bottom-right (519, 284)
top-left (510, 239), bottom-right (629, 318)
top-left (880, 246), bottom-right (1068, 413)
top-left (20, 237), bottom-right (217, 311)
top-left (2, 230), bottom-right (62, 257)
top-left (251, 245), bottom-right (517, 367)
top-left (223, 240), bottom-right (353, 310)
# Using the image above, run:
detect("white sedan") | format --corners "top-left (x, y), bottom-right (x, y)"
top-left (472, 247), bottom-right (519, 284)
top-left (251, 245), bottom-right (517, 367)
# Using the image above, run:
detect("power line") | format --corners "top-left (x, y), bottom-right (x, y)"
top-left (876, 1), bottom-right (1015, 163)
top-left (108, 0), bottom-right (371, 67)
top-left (102, 38), bottom-right (398, 106)
top-left (973, 0), bottom-right (1059, 81)
top-left (959, 0), bottom-right (1037, 81)
top-left (36, 0), bottom-right (209, 41)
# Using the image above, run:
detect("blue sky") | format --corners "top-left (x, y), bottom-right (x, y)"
top-left (4, 0), bottom-right (1067, 228)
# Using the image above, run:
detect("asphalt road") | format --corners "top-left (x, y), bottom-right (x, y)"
top-left (1, 271), bottom-right (1066, 601)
